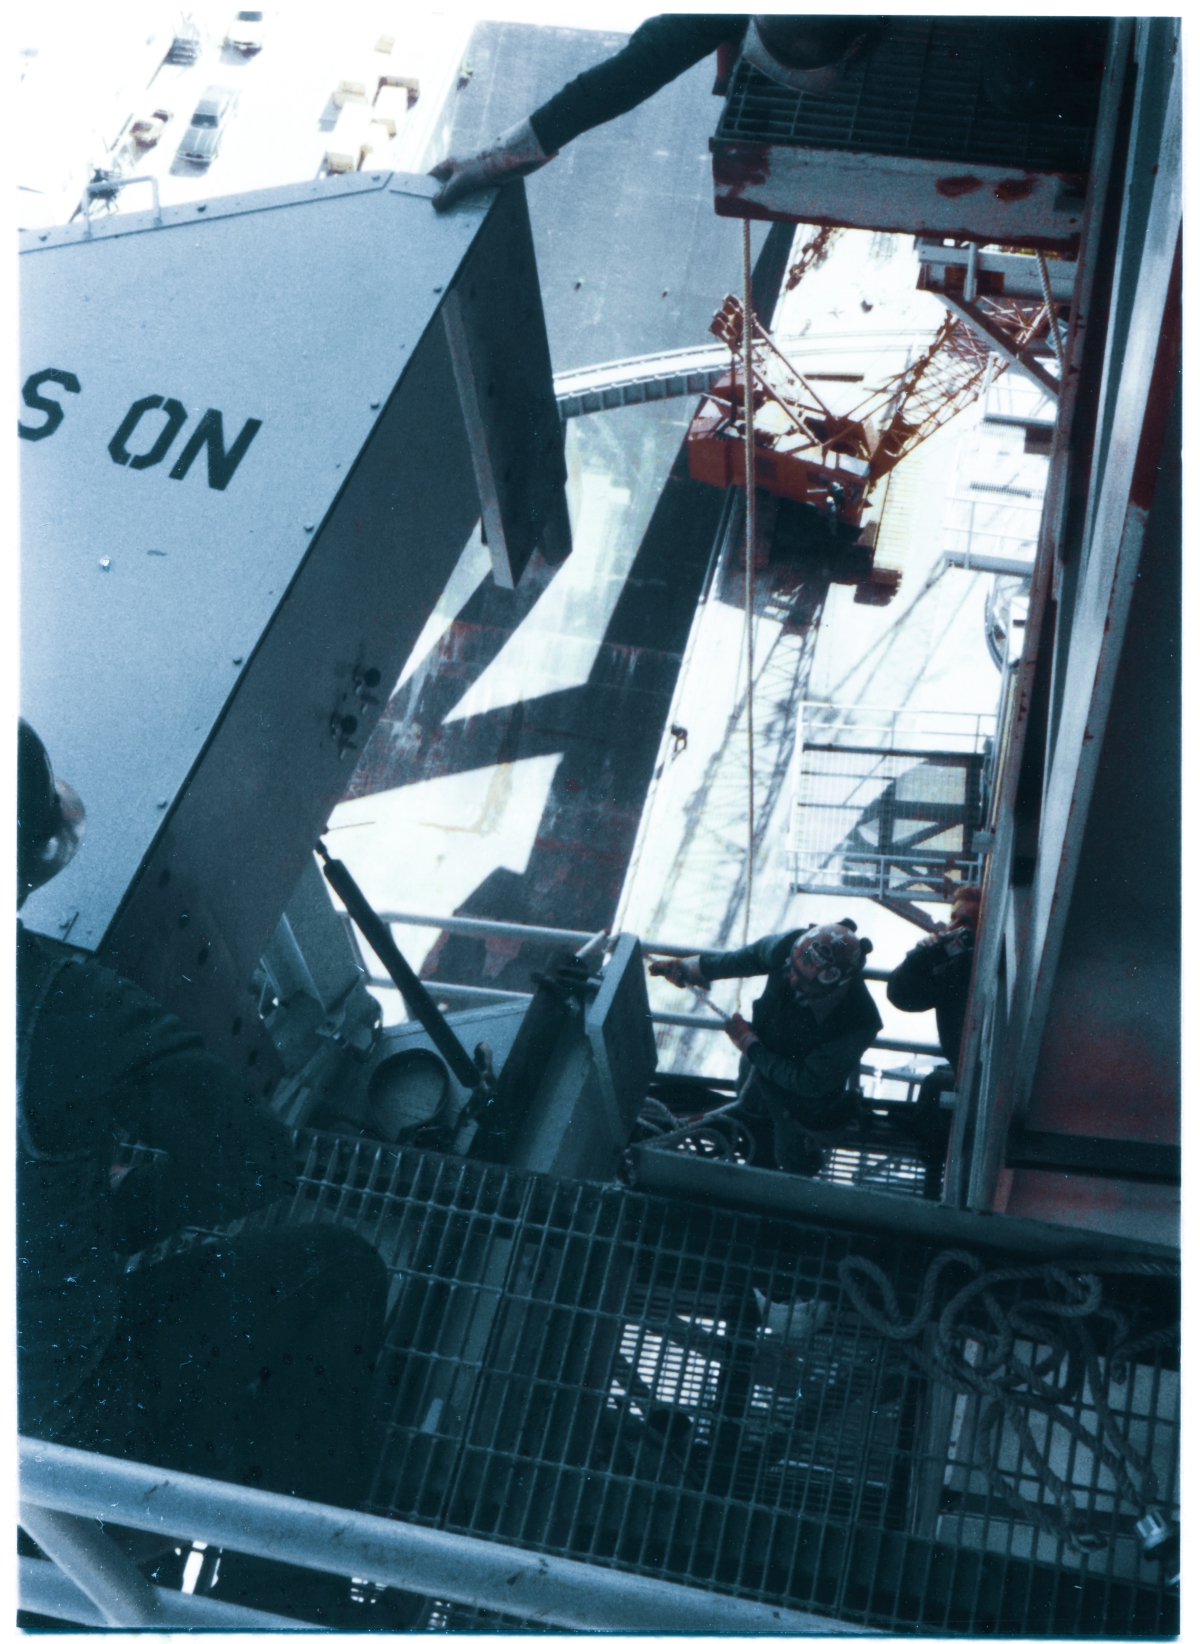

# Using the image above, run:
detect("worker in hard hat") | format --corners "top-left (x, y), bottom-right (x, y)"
top-left (650, 920), bottom-right (881, 1174)
top-left (431, 15), bottom-right (884, 209)
top-left (17, 720), bottom-right (389, 1621)
top-left (885, 882), bottom-right (982, 1197)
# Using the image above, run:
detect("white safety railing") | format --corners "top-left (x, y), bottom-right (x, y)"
top-left (333, 908), bottom-right (943, 1056)
top-left (20, 1439), bottom-right (869, 1634)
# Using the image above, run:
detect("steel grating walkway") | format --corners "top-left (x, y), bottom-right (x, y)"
top-left (240, 1134), bottom-right (1182, 1634)
top-left (716, 17), bottom-right (1097, 174)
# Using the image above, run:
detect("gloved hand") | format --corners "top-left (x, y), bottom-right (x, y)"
top-left (724, 1011), bottom-right (758, 1053)
top-left (648, 956), bottom-right (708, 990)
top-left (430, 118), bottom-right (556, 210)
top-left (919, 923), bottom-right (975, 959)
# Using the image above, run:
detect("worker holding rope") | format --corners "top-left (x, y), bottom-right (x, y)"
top-left (650, 921), bottom-right (880, 1175)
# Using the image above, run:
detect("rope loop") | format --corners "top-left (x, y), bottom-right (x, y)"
top-left (837, 1247), bottom-right (1177, 1552)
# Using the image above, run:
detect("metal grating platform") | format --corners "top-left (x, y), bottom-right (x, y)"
top-left (788, 705), bottom-right (994, 902)
top-left (239, 1133), bottom-right (1180, 1636)
top-left (716, 17), bottom-right (1098, 174)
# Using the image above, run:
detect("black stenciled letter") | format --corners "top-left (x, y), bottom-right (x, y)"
top-left (169, 408), bottom-right (263, 491)
top-left (108, 397), bottom-right (188, 470)
top-left (108, 396), bottom-right (188, 468)
top-left (19, 369), bottom-right (81, 441)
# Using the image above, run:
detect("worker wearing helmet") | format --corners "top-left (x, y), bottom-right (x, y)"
top-left (650, 919), bottom-right (881, 1174)
top-left (17, 721), bottom-right (388, 1621)
top-left (431, 15), bottom-right (885, 209)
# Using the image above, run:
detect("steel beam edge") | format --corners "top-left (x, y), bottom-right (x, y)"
top-left (948, 19), bottom-right (1136, 1209)
top-left (20, 1440), bottom-right (877, 1636)
top-left (629, 1147), bottom-right (1179, 1264)
top-left (1007, 20), bottom-right (1182, 1125)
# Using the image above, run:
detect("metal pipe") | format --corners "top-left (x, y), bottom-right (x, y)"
top-left (355, 909), bottom-right (895, 979)
top-left (1035, 250), bottom-right (1065, 367)
top-left (370, 977), bottom-right (931, 1044)
top-left (963, 241), bottom-right (979, 303)
top-left (20, 1440), bottom-right (872, 1634)
top-left (650, 1012), bottom-right (942, 1053)
top-left (688, 982), bottom-right (733, 1024)
top-left (18, 1554), bottom-right (327, 1631)
top-left (422, 980), bottom-right (532, 1005)
top-left (19, 1503), bottom-right (169, 1628)
top-left (359, 908), bottom-right (601, 948)
top-left (317, 843), bottom-right (481, 1088)
top-left (941, 547), bottom-right (1036, 577)
top-left (377, 970), bottom-right (897, 1005)
top-left (79, 173), bottom-right (162, 233)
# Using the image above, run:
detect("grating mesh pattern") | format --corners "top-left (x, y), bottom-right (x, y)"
top-left (820, 1145), bottom-right (929, 1197)
top-left (716, 17), bottom-right (1097, 173)
top-left (248, 1134), bottom-right (1178, 1636)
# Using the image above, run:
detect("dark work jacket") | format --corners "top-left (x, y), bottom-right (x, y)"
top-left (16, 922), bottom-right (295, 1438)
top-left (530, 15), bottom-right (747, 153)
top-left (699, 931), bottom-right (882, 1124)
top-left (886, 927), bottom-right (976, 1068)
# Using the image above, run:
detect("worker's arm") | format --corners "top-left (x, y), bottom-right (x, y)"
top-left (529, 15), bottom-right (747, 153)
top-left (699, 930), bottom-right (800, 983)
top-left (887, 927), bottom-right (973, 1013)
top-left (432, 14), bottom-right (745, 209)
top-left (24, 957), bottom-right (296, 1241)
top-left (745, 1025), bottom-right (879, 1105)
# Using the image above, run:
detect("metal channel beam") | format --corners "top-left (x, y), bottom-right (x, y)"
top-left (20, 1441), bottom-right (872, 1635)
top-left (631, 1148), bottom-right (1179, 1264)
top-left (1005, 1130), bottom-right (1180, 1184)
top-left (973, 22), bottom-right (1181, 1205)
top-left (942, 20), bottom-right (1134, 1208)
top-left (441, 178), bottom-right (570, 589)
top-left (712, 144), bottom-right (1087, 250)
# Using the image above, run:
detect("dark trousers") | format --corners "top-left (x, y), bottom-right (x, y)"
top-left (33, 1223), bottom-right (399, 1623)
top-left (735, 1063), bottom-right (855, 1176)
top-left (58, 1223), bottom-right (389, 1506)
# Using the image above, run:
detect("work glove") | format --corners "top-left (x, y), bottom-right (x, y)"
top-left (724, 1011), bottom-right (758, 1053)
top-left (430, 118), bottom-right (556, 210)
top-left (918, 922), bottom-right (975, 956)
top-left (648, 956), bottom-right (708, 990)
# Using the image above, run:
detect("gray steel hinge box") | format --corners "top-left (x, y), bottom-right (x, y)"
top-left (20, 171), bottom-right (569, 1080)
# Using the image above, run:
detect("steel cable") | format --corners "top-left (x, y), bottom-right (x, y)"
top-left (741, 218), bottom-right (756, 947)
